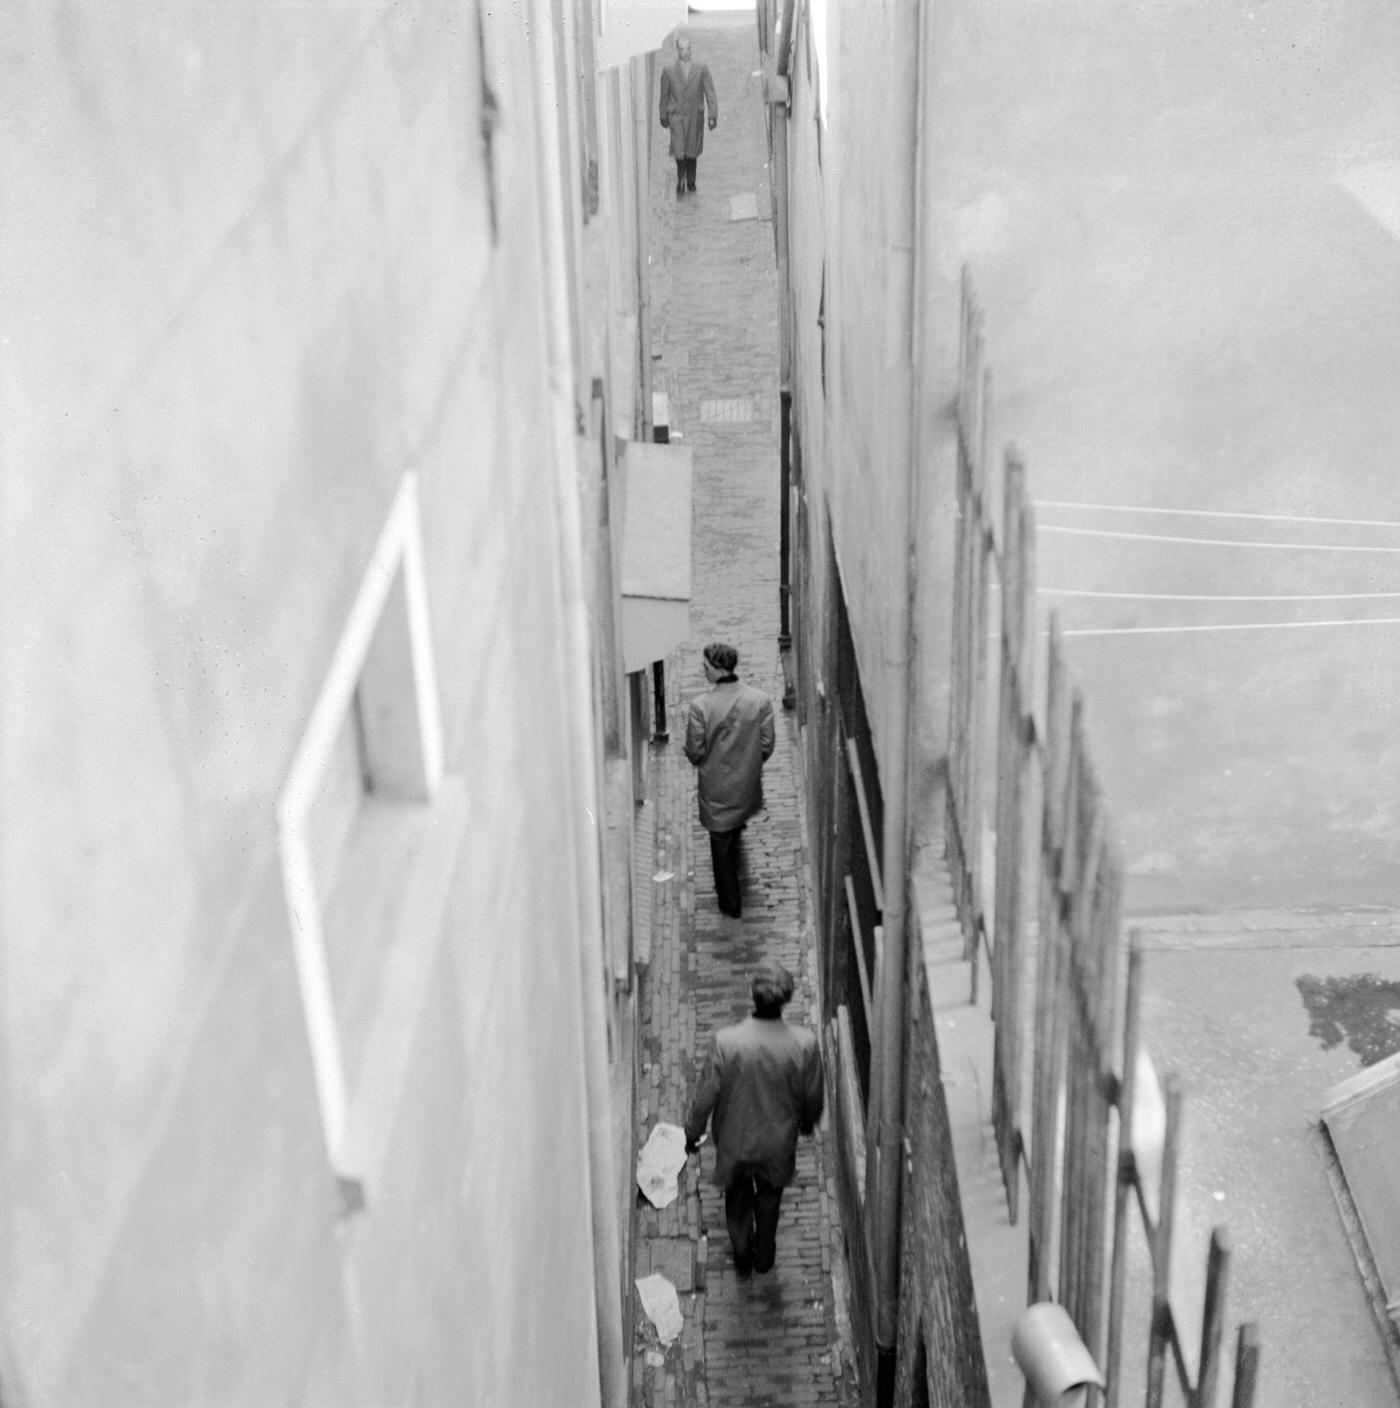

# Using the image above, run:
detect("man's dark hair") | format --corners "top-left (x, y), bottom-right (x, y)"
top-left (704, 642), bottom-right (738, 673)
top-left (751, 961), bottom-right (794, 1017)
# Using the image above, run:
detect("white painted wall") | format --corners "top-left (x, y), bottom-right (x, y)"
top-left (0, 1), bottom-right (642, 1401)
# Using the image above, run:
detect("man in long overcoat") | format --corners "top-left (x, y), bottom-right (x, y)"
top-left (685, 961), bottom-right (825, 1275)
top-left (659, 32), bottom-right (718, 197)
top-left (684, 642), bottom-right (774, 919)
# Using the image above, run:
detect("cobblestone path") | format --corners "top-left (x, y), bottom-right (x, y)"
top-left (630, 14), bottom-right (858, 1408)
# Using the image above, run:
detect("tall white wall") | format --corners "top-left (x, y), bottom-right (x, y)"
top-left (0, 2), bottom-right (630, 1402)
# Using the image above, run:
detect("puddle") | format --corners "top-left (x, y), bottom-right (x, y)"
top-left (1296, 972), bottom-right (1400, 1067)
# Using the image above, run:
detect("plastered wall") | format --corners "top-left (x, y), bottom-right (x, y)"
top-left (1, 3), bottom-right (622, 1402)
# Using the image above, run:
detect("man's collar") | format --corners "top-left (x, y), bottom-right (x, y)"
top-left (716, 674), bottom-right (738, 684)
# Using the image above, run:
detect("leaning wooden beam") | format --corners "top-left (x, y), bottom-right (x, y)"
top-left (844, 738), bottom-right (885, 912)
top-left (1231, 1323), bottom-right (1262, 1408)
top-left (1195, 1226), bottom-right (1232, 1407)
top-left (1027, 616), bottom-right (1071, 1301)
top-left (1105, 933), bottom-right (1148, 1408)
top-left (845, 874), bottom-right (874, 1041)
top-left (1146, 1076), bottom-right (1185, 1408)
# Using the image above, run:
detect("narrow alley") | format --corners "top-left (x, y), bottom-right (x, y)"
top-left (12, 0), bottom-right (1400, 1401)
top-left (630, 14), bottom-right (859, 1406)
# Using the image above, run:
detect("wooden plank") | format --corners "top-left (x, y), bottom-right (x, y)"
top-left (990, 448), bottom-right (1032, 1226)
top-left (1027, 624), bottom-right (1072, 1301)
top-left (1042, 620), bottom-right (1071, 857)
top-left (845, 736), bottom-right (885, 911)
top-left (1079, 836), bottom-right (1121, 1367)
top-left (1196, 1227), bottom-right (1232, 1408)
top-left (825, 713), bottom-right (850, 1025)
top-left (967, 517), bottom-right (991, 923)
top-left (1231, 1324), bottom-right (1262, 1408)
top-left (1059, 756), bottom-right (1117, 1355)
top-left (1105, 935), bottom-right (1147, 1408)
top-left (845, 873), bottom-right (874, 1037)
top-left (1146, 1076), bottom-right (1185, 1408)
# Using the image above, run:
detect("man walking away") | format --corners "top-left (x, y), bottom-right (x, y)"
top-left (684, 642), bottom-right (774, 919)
top-left (685, 961), bottom-right (825, 1275)
top-left (658, 30), bottom-right (718, 198)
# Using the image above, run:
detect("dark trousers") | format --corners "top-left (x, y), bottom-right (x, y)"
top-left (725, 1166), bottom-right (784, 1273)
top-left (674, 156), bottom-right (697, 190)
top-left (708, 826), bottom-right (743, 917)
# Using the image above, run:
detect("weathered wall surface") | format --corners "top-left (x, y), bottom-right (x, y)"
top-left (1, 2), bottom-right (630, 1402)
top-left (819, 0), bottom-right (899, 774)
top-left (777, 1), bottom-right (982, 1404)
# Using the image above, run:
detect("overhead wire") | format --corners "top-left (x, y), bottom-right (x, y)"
top-left (1034, 499), bottom-right (1400, 532)
top-left (1038, 524), bottom-right (1400, 554)
top-left (1061, 617), bottom-right (1400, 637)
top-left (1013, 500), bottom-right (1400, 634)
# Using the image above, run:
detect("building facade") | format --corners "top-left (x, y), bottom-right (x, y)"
top-left (760, 0), bottom-right (977, 1402)
top-left (1, 1), bottom-right (679, 1402)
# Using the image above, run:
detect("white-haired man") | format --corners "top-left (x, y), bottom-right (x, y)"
top-left (659, 31), bottom-right (718, 198)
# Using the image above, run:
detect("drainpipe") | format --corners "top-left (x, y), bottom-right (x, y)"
top-left (774, 0), bottom-right (797, 654)
top-left (527, 4), bottom-right (626, 1404)
top-left (633, 52), bottom-right (654, 442)
top-left (871, 0), bottom-right (920, 1394)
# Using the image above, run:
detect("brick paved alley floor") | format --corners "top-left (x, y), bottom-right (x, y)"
top-left (630, 14), bottom-right (859, 1408)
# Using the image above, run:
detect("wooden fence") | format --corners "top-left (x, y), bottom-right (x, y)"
top-left (947, 268), bottom-right (1261, 1407)
top-left (948, 277), bottom-right (993, 984)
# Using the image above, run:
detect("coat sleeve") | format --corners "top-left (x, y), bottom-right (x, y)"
top-left (684, 698), bottom-right (707, 766)
top-left (759, 695), bottom-right (775, 762)
top-left (685, 1036), bottom-right (724, 1146)
top-left (702, 64), bottom-right (718, 124)
top-left (797, 1035), bottom-right (825, 1136)
top-left (659, 68), bottom-right (672, 126)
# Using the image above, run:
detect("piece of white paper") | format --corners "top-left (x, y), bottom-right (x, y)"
top-left (635, 1272), bottom-right (684, 1347)
top-left (636, 1121), bottom-right (689, 1209)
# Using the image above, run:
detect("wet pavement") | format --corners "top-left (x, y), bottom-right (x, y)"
top-left (1130, 912), bottom-right (1400, 1404)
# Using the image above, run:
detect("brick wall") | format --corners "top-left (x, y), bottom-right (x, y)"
top-left (893, 935), bottom-right (992, 1408)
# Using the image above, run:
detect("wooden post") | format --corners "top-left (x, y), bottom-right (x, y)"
top-left (1195, 1227), bottom-right (1231, 1408)
top-left (1056, 717), bottom-right (1102, 1333)
top-left (1146, 1077), bottom-right (1185, 1408)
top-left (1230, 1323), bottom-right (1261, 1408)
top-left (1105, 934), bottom-right (1146, 1407)
top-left (1027, 619), bottom-right (1070, 1301)
top-left (990, 450), bottom-right (1029, 1220)
top-left (1082, 830), bottom-right (1122, 1382)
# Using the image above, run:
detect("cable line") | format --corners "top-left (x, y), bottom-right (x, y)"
top-left (1061, 617), bottom-right (1400, 638)
top-left (1043, 588), bottom-right (1400, 602)
top-left (1035, 499), bottom-right (1400, 531)
top-left (1040, 525), bottom-right (1400, 554)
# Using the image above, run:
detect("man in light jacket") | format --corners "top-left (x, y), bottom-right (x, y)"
top-left (684, 642), bottom-right (774, 919)
top-left (685, 961), bottom-right (825, 1276)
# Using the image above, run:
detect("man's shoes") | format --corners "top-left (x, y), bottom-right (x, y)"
top-left (676, 179), bottom-right (685, 198)
top-left (718, 901), bottom-right (741, 919)
top-left (687, 181), bottom-right (697, 192)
